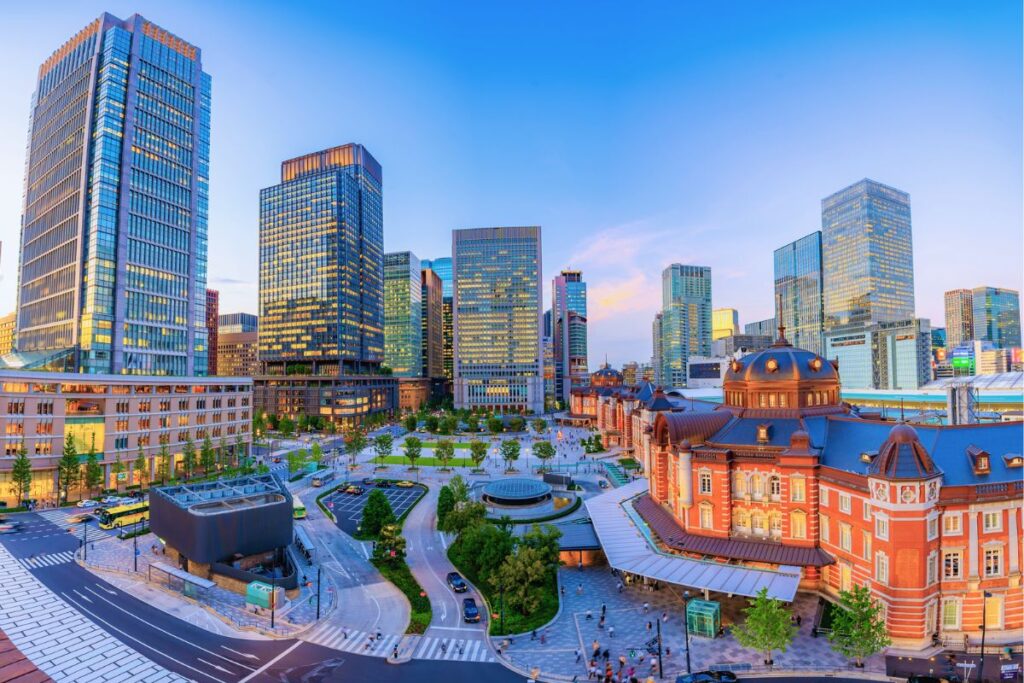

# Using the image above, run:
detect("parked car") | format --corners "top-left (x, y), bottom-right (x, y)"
top-left (376, 480), bottom-right (392, 488)
top-left (907, 677), bottom-right (944, 683)
top-left (344, 485), bottom-right (365, 495)
top-left (446, 572), bottom-right (468, 593)
top-left (77, 499), bottom-right (100, 508)
top-left (396, 480), bottom-right (415, 488)
top-left (362, 478), bottom-right (376, 486)
top-left (462, 597), bottom-right (480, 623)
top-left (676, 672), bottom-right (737, 683)
top-left (598, 479), bottom-right (610, 489)
top-left (101, 496), bottom-right (124, 505)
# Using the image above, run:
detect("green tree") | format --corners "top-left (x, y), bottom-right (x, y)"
top-left (508, 416), bottom-right (525, 433)
top-left (296, 414), bottom-right (310, 433)
top-left (448, 474), bottom-right (470, 504)
top-left (450, 522), bottom-right (514, 584)
top-left (520, 523), bottom-right (563, 569)
top-left (499, 439), bottom-right (521, 471)
top-left (435, 440), bottom-right (455, 470)
top-left (156, 444), bottom-right (171, 484)
top-left (532, 418), bottom-right (547, 433)
top-left (440, 499), bottom-right (487, 535)
top-left (266, 413), bottom-right (279, 431)
top-left (278, 416), bottom-right (295, 436)
top-left (218, 436), bottom-right (230, 470)
top-left (345, 428), bottom-right (368, 470)
top-left (11, 442), bottom-right (32, 507)
top-left (733, 587), bottom-right (797, 665)
top-left (424, 415), bottom-right (439, 433)
top-left (57, 434), bottom-right (80, 503)
top-left (465, 416), bottom-right (479, 433)
top-left (200, 436), bottom-right (216, 475)
top-left (532, 441), bottom-right (556, 471)
top-left (487, 417), bottom-right (503, 434)
top-left (112, 453), bottom-right (126, 492)
top-left (287, 449), bottom-right (308, 475)
top-left (827, 585), bottom-right (891, 667)
top-left (182, 437), bottom-right (197, 480)
top-left (84, 440), bottom-right (103, 496)
top-left (373, 523), bottom-right (406, 563)
top-left (134, 446), bottom-right (149, 488)
top-left (490, 546), bottom-right (548, 615)
top-left (234, 435), bottom-right (247, 469)
top-left (469, 440), bottom-right (488, 471)
top-left (403, 414), bottom-right (418, 432)
top-left (362, 488), bottom-right (396, 538)
top-left (403, 436), bottom-right (423, 469)
top-left (373, 433), bottom-right (394, 469)
top-left (437, 485), bottom-right (455, 528)
top-left (252, 412), bottom-right (266, 440)
top-left (310, 441), bottom-right (323, 467)
top-left (323, 419), bottom-right (337, 435)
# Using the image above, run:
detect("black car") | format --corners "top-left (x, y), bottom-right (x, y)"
top-left (462, 597), bottom-right (480, 623)
top-left (376, 480), bottom-right (392, 488)
top-left (447, 572), bottom-right (468, 593)
top-left (676, 672), bottom-right (737, 683)
top-left (362, 477), bottom-right (376, 486)
top-left (907, 677), bottom-right (944, 683)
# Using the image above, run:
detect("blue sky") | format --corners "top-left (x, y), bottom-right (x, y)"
top-left (0, 1), bottom-right (1020, 367)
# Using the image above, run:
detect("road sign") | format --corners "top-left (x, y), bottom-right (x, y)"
top-left (1002, 664), bottom-right (1020, 681)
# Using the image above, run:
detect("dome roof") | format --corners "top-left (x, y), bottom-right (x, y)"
top-left (869, 422), bottom-right (939, 479)
top-left (725, 341), bottom-right (837, 384)
top-left (593, 365), bottom-right (622, 379)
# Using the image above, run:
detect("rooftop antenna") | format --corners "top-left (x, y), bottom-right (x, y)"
top-left (900, 398), bottom-right (905, 422)
top-left (774, 292), bottom-right (788, 345)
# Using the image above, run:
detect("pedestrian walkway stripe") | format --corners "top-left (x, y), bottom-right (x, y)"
top-left (33, 509), bottom-right (116, 537)
top-left (302, 626), bottom-right (493, 663)
top-left (17, 550), bottom-right (76, 570)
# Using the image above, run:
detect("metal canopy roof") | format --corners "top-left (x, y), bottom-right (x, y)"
top-left (585, 480), bottom-right (800, 601)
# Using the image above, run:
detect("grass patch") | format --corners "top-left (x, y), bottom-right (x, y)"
top-left (618, 457), bottom-right (641, 470)
top-left (372, 557), bottom-right (432, 634)
top-left (447, 543), bottom-right (559, 636)
top-left (380, 455), bottom-right (477, 468)
top-left (315, 485), bottom-right (341, 522)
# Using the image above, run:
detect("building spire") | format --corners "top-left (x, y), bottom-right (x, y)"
top-left (773, 292), bottom-right (791, 346)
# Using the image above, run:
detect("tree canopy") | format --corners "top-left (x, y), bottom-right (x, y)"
top-left (827, 585), bottom-right (891, 666)
top-left (362, 488), bottom-right (396, 538)
top-left (733, 587), bottom-right (797, 665)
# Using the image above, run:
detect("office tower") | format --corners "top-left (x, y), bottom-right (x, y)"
top-left (422, 257), bottom-right (453, 380)
top-left (552, 270), bottom-right (589, 404)
top-left (944, 289), bottom-right (974, 348)
top-left (421, 267), bottom-right (443, 379)
top-left (652, 313), bottom-right (663, 384)
top-left (774, 231), bottom-right (825, 355)
top-left (0, 313), bottom-right (15, 356)
top-left (621, 362), bottom-right (639, 386)
top-left (259, 144), bottom-right (383, 375)
top-left (383, 252), bottom-right (423, 377)
top-left (205, 289), bottom-right (219, 376)
top-left (543, 309), bottom-right (553, 338)
top-left (218, 313), bottom-right (258, 335)
top-left (452, 227), bottom-right (543, 413)
top-left (745, 318), bottom-right (776, 339)
top-left (821, 179), bottom-right (915, 331)
top-left (217, 332), bottom-right (258, 377)
top-left (659, 264), bottom-right (712, 387)
top-left (15, 14), bottom-right (210, 375)
top-left (712, 308), bottom-right (739, 340)
top-left (971, 287), bottom-right (1021, 349)
top-left (542, 334), bottom-right (556, 409)
top-left (825, 318), bottom-right (931, 389)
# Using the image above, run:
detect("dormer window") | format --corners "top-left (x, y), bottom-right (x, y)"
top-left (809, 357), bottom-right (823, 372)
top-left (731, 360), bottom-right (743, 373)
top-left (765, 358), bottom-right (779, 373)
top-left (967, 445), bottom-right (990, 475)
top-left (860, 450), bottom-right (878, 464)
top-left (757, 423), bottom-right (770, 444)
top-left (1003, 453), bottom-right (1023, 468)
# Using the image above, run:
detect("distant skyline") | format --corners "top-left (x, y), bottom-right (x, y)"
top-left (0, 1), bottom-right (1020, 368)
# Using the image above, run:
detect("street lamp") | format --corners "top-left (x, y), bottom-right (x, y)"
top-left (81, 518), bottom-right (88, 560)
top-left (681, 589), bottom-right (692, 674)
top-left (656, 615), bottom-right (664, 680)
top-left (978, 591), bottom-right (992, 683)
top-left (316, 565), bottom-right (322, 621)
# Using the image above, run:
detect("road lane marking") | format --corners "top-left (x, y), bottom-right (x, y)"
top-left (62, 591), bottom-right (226, 683)
top-left (82, 585), bottom-right (257, 671)
top-left (196, 658), bottom-right (235, 674)
top-left (237, 641), bottom-right (302, 683)
top-left (220, 645), bottom-right (259, 660)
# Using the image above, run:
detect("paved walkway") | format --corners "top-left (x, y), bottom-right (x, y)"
top-left (0, 542), bottom-right (182, 682)
top-left (494, 566), bottom-right (884, 680)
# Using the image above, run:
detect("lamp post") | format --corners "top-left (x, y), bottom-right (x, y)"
top-left (500, 582), bottom-right (505, 634)
top-left (82, 518), bottom-right (88, 561)
top-left (682, 589), bottom-right (692, 674)
top-left (978, 591), bottom-right (992, 683)
top-left (656, 615), bottom-right (664, 680)
top-left (316, 565), bottom-right (322, 621)
top-left (270, 572), bottom-right (276, 629)
top-left (133, 518), bottom-right (138, 572)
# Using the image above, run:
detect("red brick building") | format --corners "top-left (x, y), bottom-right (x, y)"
top-left (592, 333), bottom-right (1022, 651)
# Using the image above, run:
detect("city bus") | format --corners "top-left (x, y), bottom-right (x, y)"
top-left (310, 469), bottom-right (335, 487)
top-left (98, 501), bottom-right (150, 530)
top-left (292, 496), bottom-right (307, 520)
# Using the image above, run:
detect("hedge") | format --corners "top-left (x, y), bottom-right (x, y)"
top-left (372, 557), bottom-right (432, 634)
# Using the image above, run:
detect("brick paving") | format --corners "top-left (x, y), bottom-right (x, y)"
top-left (494, 566), bottom-right (883, 680)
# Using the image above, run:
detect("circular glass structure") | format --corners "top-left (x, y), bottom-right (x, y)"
top-left (482, 478), bottom-right (553, 506)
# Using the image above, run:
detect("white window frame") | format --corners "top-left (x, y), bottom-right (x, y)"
top-left (984, 594), bottom-right (1004, 630)
top-left (820, 485), bottom-right (829, 507)
top-left (943, 513), bottom-right (962, 536)
top-left (927, 514), bottom-right (939, 541)
top-left (838, 492), bottom-right (851, 514)
top-left (791, 476), bottom-right (805, 503)
top-left (820, 514), bottom-right (830, 543)
top-left (926, 550), bottom-right (937, 585)
top-left (943, 550), bottom-right (962, 580)
top-left (791, 511), bottom-right (806, 539)
top-left (983, 511), bottom-right (1002, 533)
top-left (839, 523), bottom-right (852, 552)
top-left (862, 530), bottom-right (872, 561)
top-left (862, 501), bottom-right (872, 522)
top-left (941, 598), bottom-right (960, 630)
top-left (984, 547), bottom-right (1003, 577)
top-left (875, 515), bottom-right (889, 541)
top-left (699, 503), bottom-right (713, 529)
top-left (698, 470), bottom-right (712, 495)
top-left (875, 552), bottom-right (889, 584)
top-left (769, 475), bottom-right (781, 498)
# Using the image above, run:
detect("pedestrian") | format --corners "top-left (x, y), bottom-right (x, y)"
top-left (642, 601), bottom-right (649, 614)
top-left (649, 656), bottom-right (658, 674)
top-left (616, 582), bottom-right (623, 593)
top-left (796, 614), bottom-right (802, 627)
top-left (561, 585), bottom-right (566, 597)
top-left (531, 629), bottom-right (537, 641)
top-left (589, 662), bottom-right (597, 680)
top-left (575, 648), bottom-right (582, 663)
top-left (592, 640), bottom-right (600, 659)
top-left (601, 603), bottom-right (607, 616)
top-left (661, 612), bottom-right (668, 623)
top-left (618, 655), bottom-right (627, 669)
top-left (598, 615), bottom-right (605, 629)
top-left (603, 648), bottom-right (610, 662)
top-left (586, 609), bottom-right (593, 620)
top-left (608, 625), bottom-right (615, 638)
top-left (646, 621), bottom-right (652, 633)
top-left (540, 632), bottom-right (547, 645)
top-left (578, 583), bottom-right (584, 595)
top-left (665, 646), bottom-right (671, 657)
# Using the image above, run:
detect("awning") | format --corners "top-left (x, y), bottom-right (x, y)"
top-left (585, 480), bottom-right (801, 601)
top-left (148, 561), bottom-right (216, 589)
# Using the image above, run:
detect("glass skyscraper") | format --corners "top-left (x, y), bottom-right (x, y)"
top-left (712, 308), bottom-right (739, 341)
top-left (15, 13), bottom-right (210, 375)
top-left (821, 179), bottom-right (915, 332)
top-left (971, 286), bottom-right (1021, 349)
top-left (774, 231), bottom-right (825, 355)
top-left (453, 227), bottom-right (543, 413)
top-left (383, 251), bottom-right (423, 377)
top-left (422, 257), bottom-right (453, 380)
top-left (944, 289), bottom-right (974, 349)
top-left (421, 268), bottom-right (444, 379)
top-left (259, 144), bottom-right (383, 375)
top-left (552, 270), bottom-right (588, 405)
top-left (659, 264), bottom-right (712, 387)
top-left (218, 313), bottom-right (258, 335)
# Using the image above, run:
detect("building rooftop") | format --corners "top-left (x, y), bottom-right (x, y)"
top-left (923, 372), bottom-right (1023, 391)
top-left (154, 474), bottom-right (287, 510)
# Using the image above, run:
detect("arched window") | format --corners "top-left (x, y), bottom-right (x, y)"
top-left (733, 471), bottom-right (747, 496)
top-left (769, 475), bottom-right (782, 497)
top-left (752, 512), bottom-right (766, 535)
top-left (736, 509), bottom-right (751, 529)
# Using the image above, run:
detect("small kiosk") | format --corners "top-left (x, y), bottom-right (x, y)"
top-left (686, 599), bottom-right (721, 638)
